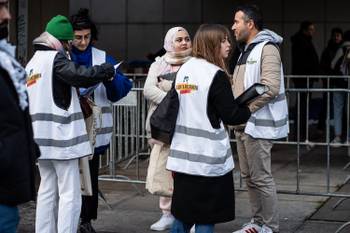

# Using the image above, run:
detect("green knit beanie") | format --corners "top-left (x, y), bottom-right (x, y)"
top-left (45, 15), bottom-right (74, 40)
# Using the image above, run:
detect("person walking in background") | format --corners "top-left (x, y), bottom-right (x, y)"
top-left (291, 20), bottom-right (320, 141)
top-left (26, 15), bottom-right (115, 233)
top-left (318, 28), bottom-right (343, 132)
top-left (320, 28), bottom-right (343, 75)
top-left (0, 1), bottom-right (39, 232)
top-left (330, 30), bottom-right (350, 145)
top-left (231, 4), bottom-right (289, 233)
top-left (291, 21), bottom-right (320, 76)
top-left (143, 26), bottom-right (192, 232)
top-left (70, 9), bottom-right (132, 233)
top-left (166, 24), bottom-right (251, 233)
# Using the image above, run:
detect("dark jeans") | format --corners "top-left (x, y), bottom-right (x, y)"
top-left (0, 204), bottom-right (19, 233)
top-left (81, 154), bottom-right (100, 222)
top-left (170, 218), bottom-right (214, 233)
top-left (293, 78), bottom-right (315, 141)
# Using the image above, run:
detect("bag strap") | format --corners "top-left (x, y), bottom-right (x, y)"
top-left (77, 88), bottom-right (93, 118)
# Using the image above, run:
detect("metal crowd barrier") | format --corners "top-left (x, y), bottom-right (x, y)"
top-left (99, 73), bottom-right (148, 186)
top-left (284, 75), bottom-right (350, 233)
top-left (98, 75), bottom-right (350, 201)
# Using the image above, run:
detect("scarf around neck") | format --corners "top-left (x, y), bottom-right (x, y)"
top-left (163, 48), bottom-right (192, 65)
top-left (0, 39), bottom-right (28, 110)
top-left (33, 32), bottom-right (66, 55)
top-left (71, 45), bottom-right (93, 67)
top-left (156, 48), bottom-right (192, 75)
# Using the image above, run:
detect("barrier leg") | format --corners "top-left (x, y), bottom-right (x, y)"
top-left (335, 222), bottom-right (350, 233)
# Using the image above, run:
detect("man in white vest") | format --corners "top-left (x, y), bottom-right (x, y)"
top-left (70, 9), bottom-right (132, 233)
top-left (26, 15), bottom-right (115, 233)
top-left (231, 5), bottom-right (289, 233)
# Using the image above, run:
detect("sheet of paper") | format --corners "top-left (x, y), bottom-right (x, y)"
top-left (80, 84), bottom-right (100, 97)
top-left (80, 61), bottom-right (123, 97)
top-left (114, 61), bottom-right (123, 70)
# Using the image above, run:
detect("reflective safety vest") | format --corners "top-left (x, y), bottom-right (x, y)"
top-left (244, 41), bottom-right (289, 139)
top-left (91, 47), bottom-right (113, 148)
top-left (166, 57), bottom-right (234, 177)
top-left (26, 50), bottom-right (92, 160)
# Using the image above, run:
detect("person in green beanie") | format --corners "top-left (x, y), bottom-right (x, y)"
top-left (25, 14), bottom-right (116, 233)
top-left (46, 15), bottom-right (75, 40)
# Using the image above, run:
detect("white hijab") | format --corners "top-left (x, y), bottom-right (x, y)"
top-left (157, 27), bottom-right (192, 74)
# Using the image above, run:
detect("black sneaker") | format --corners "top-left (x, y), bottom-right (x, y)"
top-left (80, 222), bottom-right (97, 233)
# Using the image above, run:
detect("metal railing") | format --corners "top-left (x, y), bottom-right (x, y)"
top-left (99, 73), bottom-right (149, 185)
top-left (98, 75), bottom-right (350, 199)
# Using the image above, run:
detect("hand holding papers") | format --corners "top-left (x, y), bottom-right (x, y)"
top-left (235, 83), bottom-right (269, 105)
top-left (81, 61), bottom-right (123, 97)
top-left (107, 61), bottom-right (123, 81)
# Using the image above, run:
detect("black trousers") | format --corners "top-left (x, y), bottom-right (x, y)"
top-left (293, 78), bottom-right (315, 141)
top-left (318, 79), bottom-right (331, 131)
top-left (81, 154), bottom-right (100, 222)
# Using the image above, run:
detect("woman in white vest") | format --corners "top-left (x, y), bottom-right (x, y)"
top-left (26, 15), bottom-right (115, 233)
top-left (143, 26), bottom-right (192, 231)
top-left (166, 24), bottom-right (251, 233)
top-left (70, 9), bottom-right (132, 233)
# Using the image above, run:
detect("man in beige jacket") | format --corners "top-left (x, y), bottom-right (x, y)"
top-left (231, 4), bottom-right (289, 233)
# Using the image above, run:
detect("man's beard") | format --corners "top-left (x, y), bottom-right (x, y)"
top-left (0, 21), bottom-right (9, 40)
top-left (235, 30), bottom-right (249, 44)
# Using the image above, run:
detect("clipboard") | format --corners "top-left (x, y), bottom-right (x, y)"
top-left (235, 83), bottom-right (269, 105)
top-left (157, 72), bottom-right (177, 82)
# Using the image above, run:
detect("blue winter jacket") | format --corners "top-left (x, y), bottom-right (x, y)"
top-left (71, 45), bottom-right (132, 155)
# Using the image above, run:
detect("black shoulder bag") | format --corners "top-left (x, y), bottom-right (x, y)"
top-left (150, 81), bottom-right (179, 144)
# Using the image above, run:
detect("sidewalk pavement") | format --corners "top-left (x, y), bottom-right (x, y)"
top-left (18, 144), bottom-right (350, 233)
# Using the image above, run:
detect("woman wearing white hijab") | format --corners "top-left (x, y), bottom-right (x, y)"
top-left (143, 26), bottom-right (192, 231)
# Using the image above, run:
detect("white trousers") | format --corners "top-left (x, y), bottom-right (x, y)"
top-left (35, 159), bottom-right (82, 233)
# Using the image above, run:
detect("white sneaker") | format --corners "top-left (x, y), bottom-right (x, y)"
top-left (260, 225), bottom-right (273, 233)
top-left (331, 136), bottom-right (342, 148)
top-left (232, 221), bottom-right (261, 233)
top-left (190, 225), bottom-right (195, 233)
top-left (150, 213), bottom-right (175, 231)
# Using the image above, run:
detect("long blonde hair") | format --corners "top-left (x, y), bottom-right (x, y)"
top-left (192, 24), bottom-right (231, 72)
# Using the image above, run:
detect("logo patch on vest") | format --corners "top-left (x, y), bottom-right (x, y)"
top-left (247, 58), bottom-right (257, 64)
top-left (26, 69), bottom-right (41, 87)
top-left (176, 76), bottom-right (198, 94)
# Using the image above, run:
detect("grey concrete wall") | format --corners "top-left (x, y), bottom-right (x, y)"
top-left (8, 0), bottom-right (69, 63)
top-left (69, 0), bottom-right (350, 74)
top-left (27, 0), bottom-right (69, 60)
